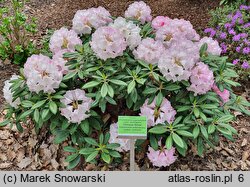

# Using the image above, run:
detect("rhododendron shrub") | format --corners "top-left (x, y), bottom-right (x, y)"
top-left (205, 4), bottom-right (250, 78)
top-left (1, 1), bottom-right (250, 170)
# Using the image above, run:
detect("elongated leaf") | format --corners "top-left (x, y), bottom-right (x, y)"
top-left (200, 125), bottom-right (208, 139)
top-left (19, 109), bottom-right (33, 119)
top-left (63, 71), bottom-right (77, 81)
top-left (79, 148), bottom-right (96, 155)
top-left (109, 150), bottom-right (121, 158)
top-left (156, 92), bottom-right (163, 107)
top-left (82, 81), bottom-right (100, 89)
top-left (31, 100), bottom-right (46, 110)
top-left (101, 152), bottom-right (111, 164)
top-left (49, 101), bottom-right (58, 114)
top-left (86, 150), bottom-right (99, 162)
top-left (148, 126), bottom-right (167, 134)
top-left (0, 120), bottom-right (11, 127)
top-left (84, 137), bottom-right (99, 146)
top-left (176, 130), bottom-right (193, 138)
top-left (106, 143), bottom-right (120, 150)
top-left (193, 125), bottom-right (200, 139)
top-left (127, 80), bottom-right (135, 94)
top-left (172, 133), bottom-right (184, 148)
top-left (64, 146), bottom-right (77, 153)
top-left (101, 83), bottom-right (108, 98)
top-left (165, 135), bottom-right (173, 150)
top-left (109, 79), bottom-right (127, 86)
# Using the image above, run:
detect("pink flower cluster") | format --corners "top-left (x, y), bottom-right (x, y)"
top-left (152, 16), bottom-right (170, 30)
top-left (187, 62), bottom-right (214, 95)
top-left (212, 84), bottom-right (230, 104)
top-left (3, 75), bottom-right (21, 108)
top-left (60, 89), bottom-right (93, 124)
top-left (72, 7), bottom-right (112, 35)
top-left (49, 27), bottom-right (82, 54)
top-left (24, 54), bottom-right (63, 94)
top-left (109, 123), bottom-right (130, 152)
top-left (199, 37), bottom-right (222, 56)
top-left (52, 50), bottom-right (69, 75)
top-left (158, 40), bottom-right (199, 82)
top-left (140, 98), bottom-right (176, 128)
top-left (125, 1), bottom-right (152, 24)
top-left (133, 38), bottom-right (165, 65)
top-left (109, 17), bottom-right (141, 50)
top-left (147, 146), bottom-right (176, 167)
top-left (90, 26), bottom-right (127, 60)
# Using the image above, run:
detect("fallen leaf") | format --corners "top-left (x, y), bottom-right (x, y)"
top-left (242, 151), bottom-right (249, 161)
top-left (17, 157), bottom-right (32, 169)
top-left (241, 139), bottom-right (247, 147)
top-left (0, 162), bottom-right (12, 169)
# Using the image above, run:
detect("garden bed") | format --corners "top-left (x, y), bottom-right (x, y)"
top-left (0, 0), bottom-right (249, 171)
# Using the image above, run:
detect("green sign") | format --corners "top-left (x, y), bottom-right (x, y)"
top-left (118, 116), bottom-right (147, 139)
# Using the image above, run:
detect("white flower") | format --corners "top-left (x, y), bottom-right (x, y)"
top-left (133, 38), bottom-right (165, 65)
top-left (158, 39), bottom-right (199, 82)
top-left (110, 17), bottom-right (141, 50)
top-left (49, 27), bottom-right (82, 54)
top-left (3, 75), bottom-right (21, 108)
top-left (199, 37), bottom-right (222, 56)
top-left (125, 1), bottom-right (152, 24)
top-left (24, 54), bottom-right (63, 93)
top-left (72, 7), bottom-right (112, 35)
top-left (60, 89), bottom-right (93, 124)
top-left (109, 123), bottom-right (130, 152)
top-left (90, 26), bottom-right (127, 60)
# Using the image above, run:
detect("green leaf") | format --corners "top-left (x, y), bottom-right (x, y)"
top-left (173, 116), bottom-right (183, 126)
top-left (79, 148), bottom-right (96, 155)
top-left (101, 83), bottom-right (108, 98)
top-left (200, 125), bottom-right (208, 139)
top-left (193, 108), bottom-right (200, 118)
top-left (33, 109), bottom-right (39, 123)
top-left (86, 150), bottom-right (99, 162)
top-left (177, 106), bottom-right (191, 112)
top-left (208, 124), bottom-right (216, 134)
top-left (63, 71), bottom-right (77, 81)
top-left (64, 146), bottom-right (77, 153)
top-left (84, 137), bottom-right (99, 146)
top-left (109, 150), bottom-right (121, 158)
top-left (148, 126), bottom-right (167, 134)
top-left (21, 100), bottom-right (33, 108)
top-left (41, 109), bottom-right (50, 120)
top-left (176, 130), bottom-right (193, 138)
top-left (193, 125), bottom-right (200, 139)
top-left (106, 143), bottom-right (120, 150)
top-left (31, 100), bottom-right (46, 110)
top-left (109, 79), bottom-right (127, 86)
top-left (101, 152), bottom-right (111, 164)
top-left (54, 130), bottom-right (69, 144)
top-left (99, 133), bottom-right (104, 144)
top-left (80, 120), bottom-right (90, 134)
top-left (127, 80), bottom-right (136, 94)
top-left (217, 126), bottom-right (232, 136)
top-left (82, 81), bottom-right (100, 89)
top-left (165, 84), bottom-right (181, 91)
top-left (49, 101), bottom-right (57, 114)
top-left (172, 133), bottom-right (184, 148)
top-left (104, 133), bottom-right (110, 145)
top-left (201, 104), bottom-right (218, 109)
top-left (107, 84), bottom-right (114, 98)
top-left (19, 109), bottom-right (33, 119)
top-left (155, 92), bottom-right (163, 107)
top-left (65, 153), bottom-right (79, 162)
top-left (218, 115), bottom-right (234, 123)
top-left (165, 135), bottom-right (173, 150)
top-left (197, 137), bottom-right (204, 156)
top-left (67, 155), bottom-right (80, 170)
top-left (0, 120), bottom-right (11, 127)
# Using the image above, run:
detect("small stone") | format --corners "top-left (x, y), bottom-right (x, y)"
top-left (241, 139), bottom-right (247, 147)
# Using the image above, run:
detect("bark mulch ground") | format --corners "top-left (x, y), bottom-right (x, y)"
top-left (0, 0), bottom-right (249, 171)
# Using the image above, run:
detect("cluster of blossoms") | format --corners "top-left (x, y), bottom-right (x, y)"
top-left (109, 123), bottom-right (130, 152)
top-left (60, 89), bottom-right (93, 124)
top-left (3, 1), bottom-right (232, 168)
top-left (204, 4), bottom-right (250, 69)
top-left (147, 146), bottom-right (176, 167)
top-left (3, 75), bottom-right (21, 109)
top-left (140, 98), bottom-right (176, 128)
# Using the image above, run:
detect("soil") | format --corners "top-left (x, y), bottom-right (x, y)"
top-left (0, 0), bottom-right (250, 171)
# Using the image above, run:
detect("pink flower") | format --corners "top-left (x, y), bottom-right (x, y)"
top-left (109, 17), bottom-right (141, 50)
top-left (158, 39), bottom-right (199, 82)
top-left (147, 146), bottom-right (176, 167)
top-left (52, 50), bottom-right (69, 75)
top-left (24, 54), bottom-right (63, 94)
top-left (152, 16), bottom-right (170, 30)
top-left (90, 26), bottom-right (127, 60)
top-left (170, 19), bottom-right (200, 41)
top-left (49, 27), bottom-right (82, 54)
top-left (3, 75), bottom-right (21, 108)
top-left (109, 123), bottom-right (130, 152)
top-left (60, 89), bottom-right (92, 124)
top-left (212, 84), bottom-right (230, 104)
top-left (72, 7), bottom-right (112, 35)
top-left (187, 62), bottom-right (214, 95)
top-left (125, 1), bottom-right (152, 24)
top-left (140, 98), bottom-right (176, 128)
top-left (133, 38), bottom-right (165, 65)
top-left (199, 37), bottom-right (222, 56)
